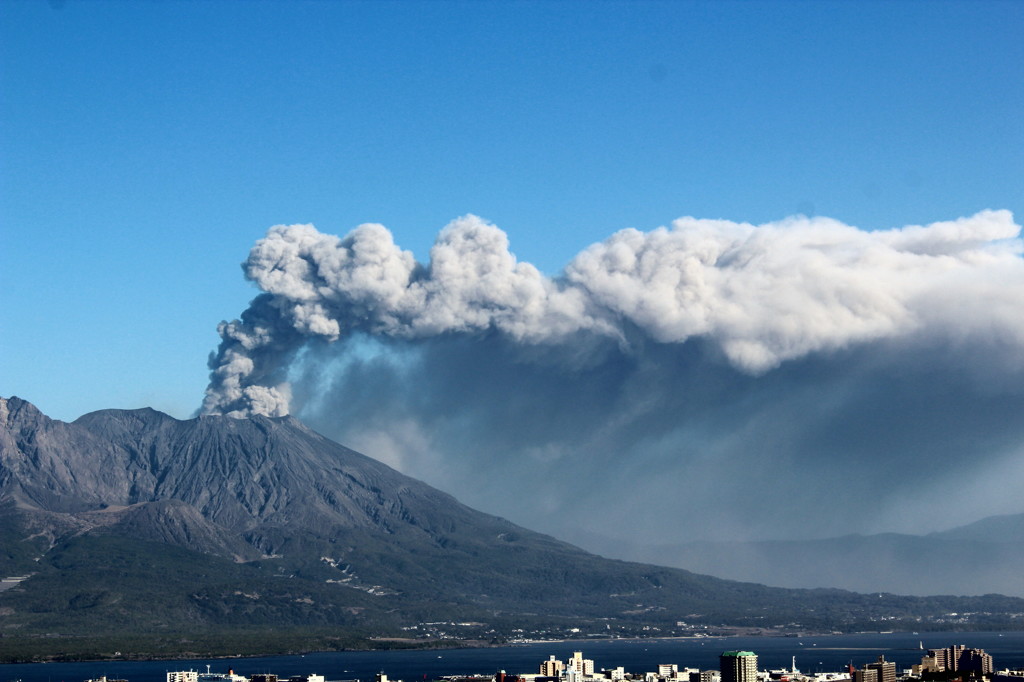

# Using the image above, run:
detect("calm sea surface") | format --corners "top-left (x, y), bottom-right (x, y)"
top-left (2, 633), bottom-right (1022, 682)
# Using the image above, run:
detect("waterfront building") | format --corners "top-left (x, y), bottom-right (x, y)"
top-left (541, 657), bottom-right (565, 677)
top-left (721, 652), bottom-right (758, 682)
top-left (250, 676), bottom-right (277, 682)
top-left (993, 670), bottom-right (1024, 682)
top-left (168, 672), bottom-right (199, 682)
top-left (853, 665), bottom-right (875, 682)
top-left (959, 649), bottom-right (995, 676)
top-left (867, 656), bottom-right (895, 682)
top-left (569, 652), bottom-right (595, 676)
top-left (852, 656), bottom-right (894, 682)
top-left (916, 645), bottom-right (994, 677)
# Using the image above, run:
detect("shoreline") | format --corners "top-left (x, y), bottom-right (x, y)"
top-left (0, 629), bottom-right (1002, 666)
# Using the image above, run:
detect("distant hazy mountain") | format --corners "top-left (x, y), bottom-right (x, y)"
top-left (629, 516), bottom-right (1024, 597)
top-left (2, 395), bottom-right (1023, 658)
top-left (930, 512), bottom-right (1024, 544)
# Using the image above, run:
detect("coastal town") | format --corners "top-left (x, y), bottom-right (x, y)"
top-left (82, 645), bottom-right (1023, 682)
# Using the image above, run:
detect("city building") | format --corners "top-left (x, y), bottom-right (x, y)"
top-left (993, 670), bottom-right (1024, 682)
top-left (250, 676), bottom-right (278, 682)
top-left (721, 652), bottom-right (758, 682)
top-left (859, 657), bottom-right (895, 682)
top-left (541, 657), bottom-right (565, 677)
top-left (868, 655), bottom-right (892, 682)
top-left (916, 645), bottom-right (994, 677)
top-left (568, 652), bottom-right (595, 677)
top-left (168, 672), bottom-right (199, 682)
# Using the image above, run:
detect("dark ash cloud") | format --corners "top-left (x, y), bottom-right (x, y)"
top-left (202, 211), bottom-right (1024, 548)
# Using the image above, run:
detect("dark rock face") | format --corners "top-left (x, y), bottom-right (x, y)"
top-left (1, 396), bottom-right (553, 567)
top-left (0, 397), bottom-right (146, 512)
top-left (5, 396), bottom-right (647, 620)
top-left (4, 395), bottom-right (1024, 641)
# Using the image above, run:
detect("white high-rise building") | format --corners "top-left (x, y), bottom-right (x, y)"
top-left (568, 652), bottom-right (595, 676)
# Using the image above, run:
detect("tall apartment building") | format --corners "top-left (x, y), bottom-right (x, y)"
top-left (854, 656), bottom-right (895, 682)
top-left (959, 649), bottom-right (995, 675)
top-left (541, 656), bottom-right (566, 677)
top-left (720, 651), bottom-right (758, 682)
top-left (917, 645), bottom-right (993, 676)
top-left (853, 668), bottom-right (875, 682)
top-left (568, 652), bottom-right (595, 676)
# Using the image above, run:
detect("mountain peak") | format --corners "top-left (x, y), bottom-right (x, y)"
top-left (4, 398), bottom-right (1024, 653)
top-left (1, 395), bottom-right (48, 427)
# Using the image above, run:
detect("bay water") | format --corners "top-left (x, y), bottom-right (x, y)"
top-left (2, 632), bottom-right (1022, 682)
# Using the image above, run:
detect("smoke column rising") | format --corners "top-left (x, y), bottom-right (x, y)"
top-left (202, 210), bottom-right (1024, 546)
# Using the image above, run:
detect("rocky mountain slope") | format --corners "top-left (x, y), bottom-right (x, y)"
top-left (2, 395), bottom-right (1023, 658)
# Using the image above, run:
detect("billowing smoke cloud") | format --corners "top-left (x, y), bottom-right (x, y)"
top-left (203, 211), bottom-right (1024, 559)
top-left (202, 217), bottom-right (615, 417)
top-left (204, 210), bottom-right (1023, 416)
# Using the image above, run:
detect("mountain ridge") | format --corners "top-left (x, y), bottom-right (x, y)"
top-left (3, 395), bottom-right (1024, 660)
top-left (930, 512), bottom-right (1024, 544)
top-left (621, 519), bottom-right (1024, 597)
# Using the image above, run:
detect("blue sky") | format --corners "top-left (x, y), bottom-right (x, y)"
top-left (2, 0), bottom-right (1022, 425)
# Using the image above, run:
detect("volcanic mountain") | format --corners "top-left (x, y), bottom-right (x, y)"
top-left (2, 396), bottom-right (1022, 658)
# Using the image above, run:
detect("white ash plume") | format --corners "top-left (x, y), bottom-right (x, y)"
top-left (202, 210), bottom-right (1023, 418)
